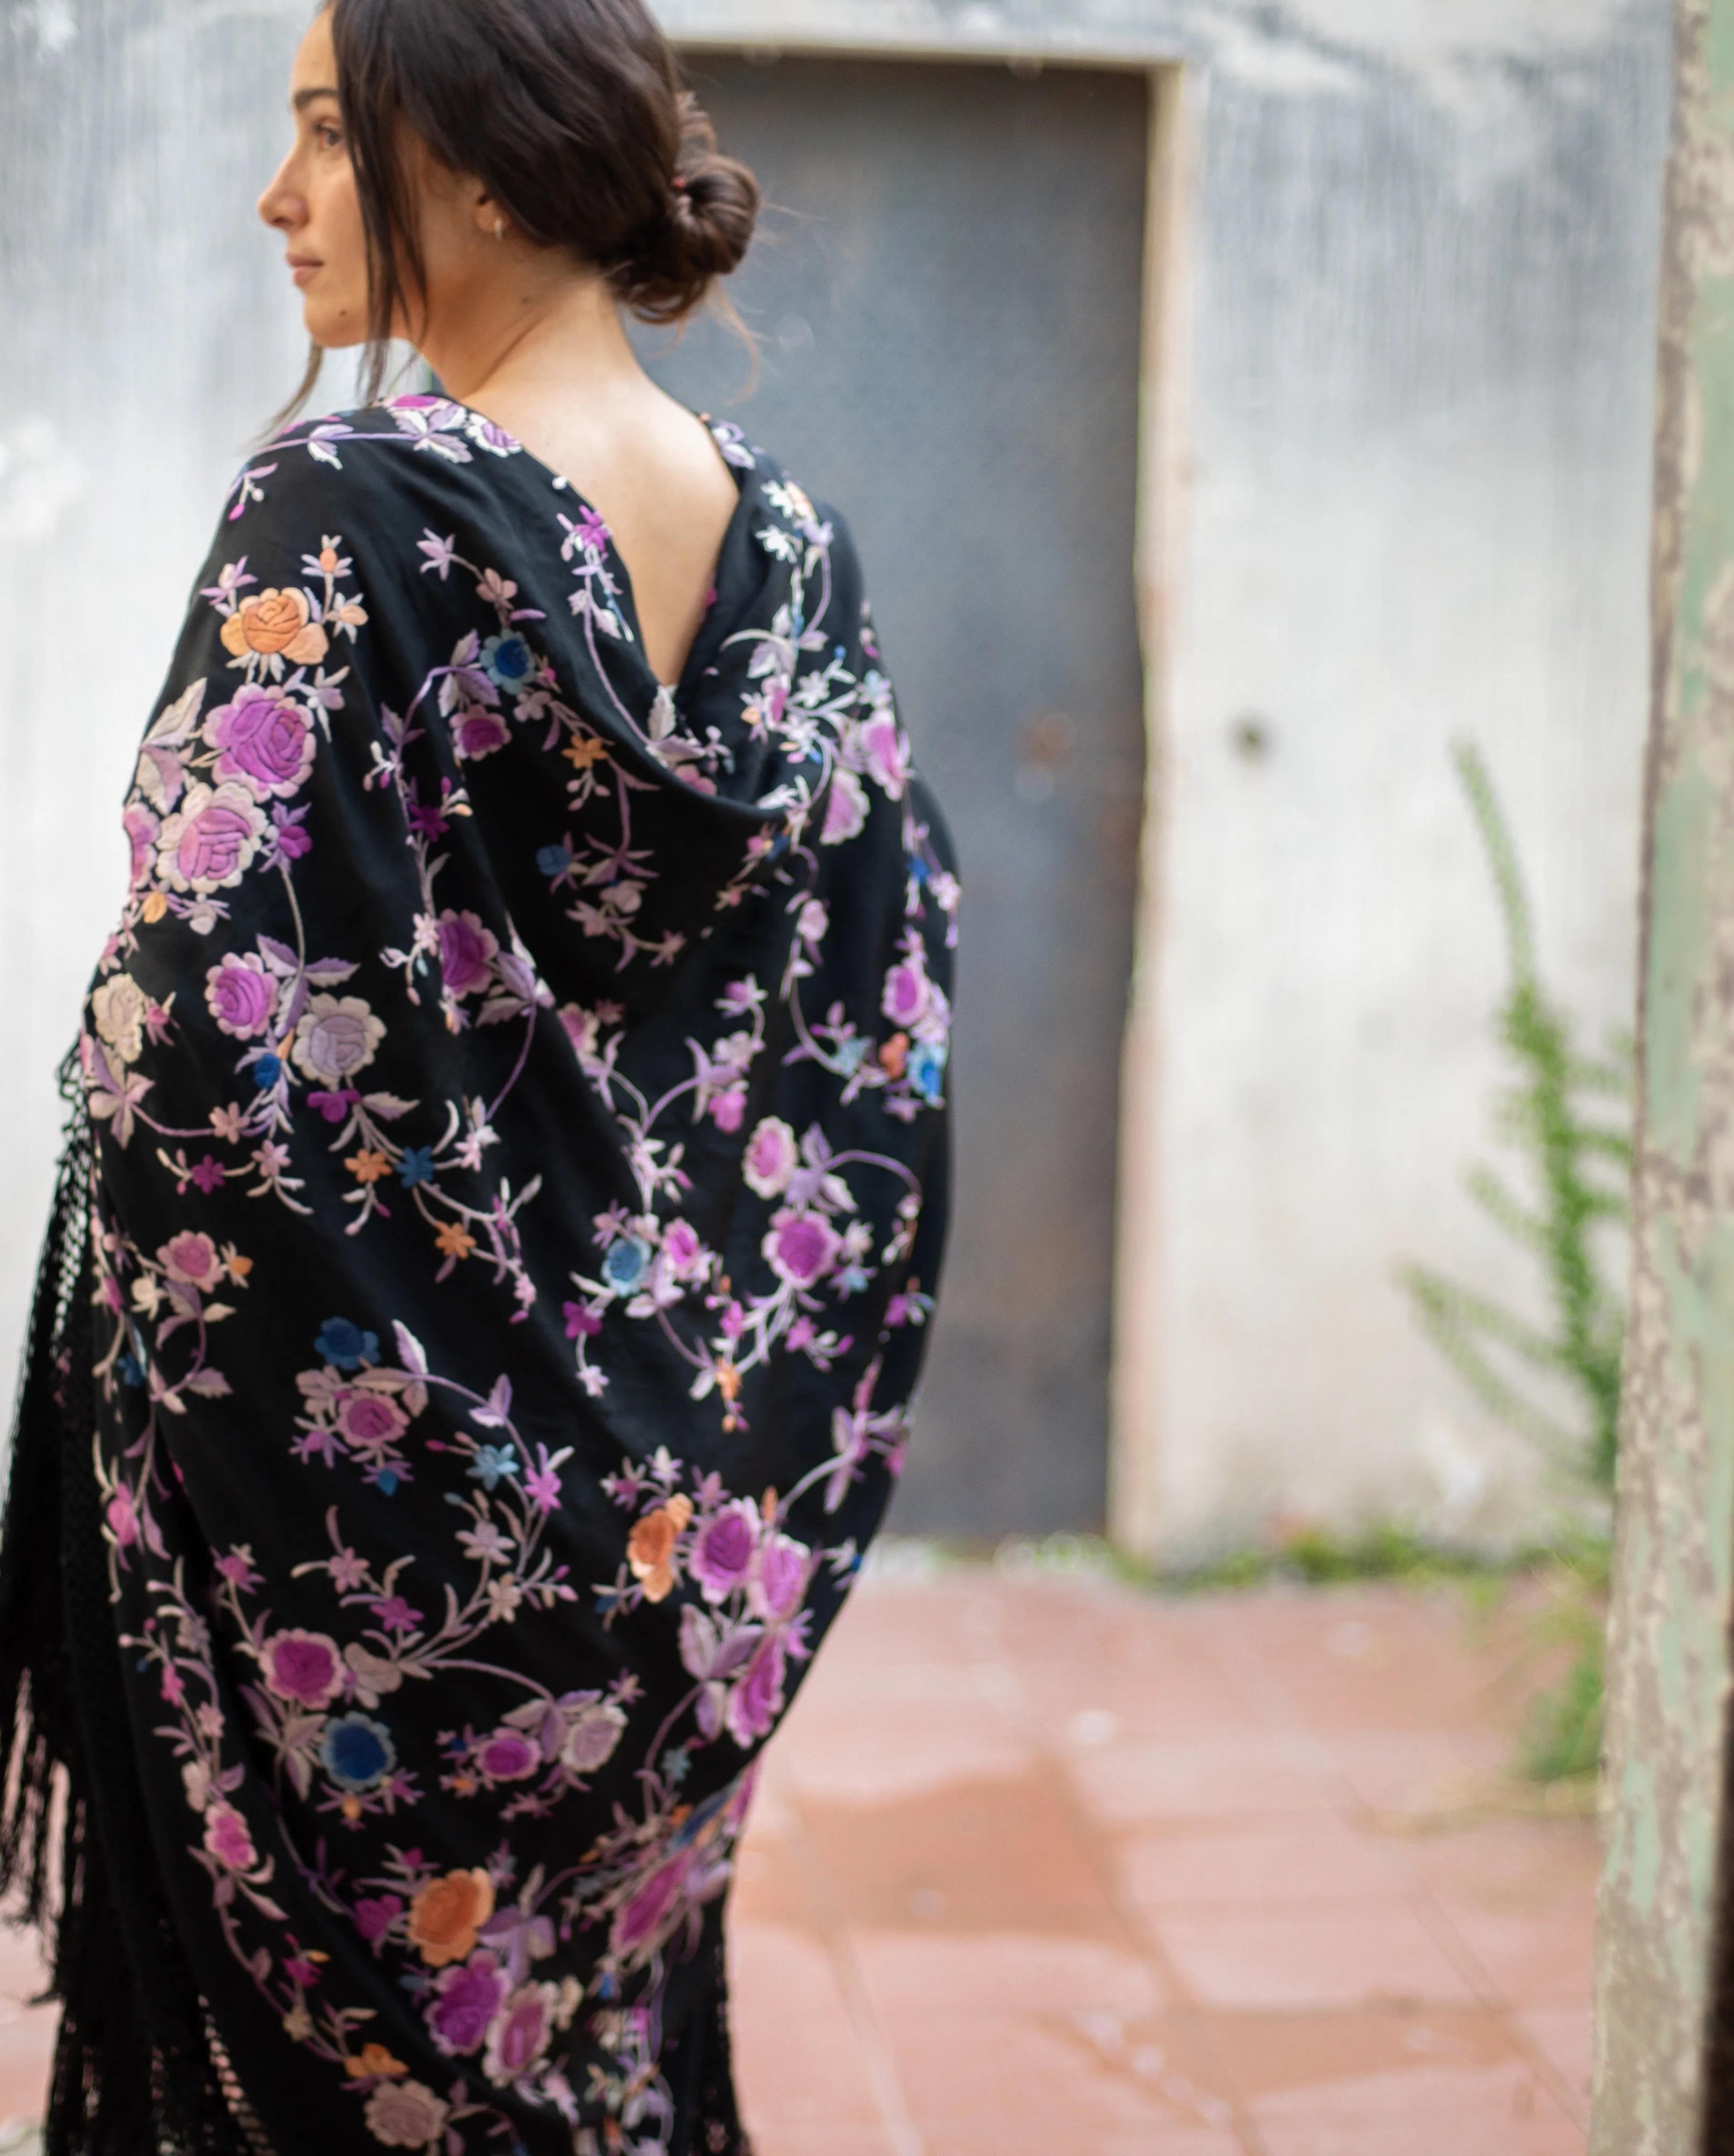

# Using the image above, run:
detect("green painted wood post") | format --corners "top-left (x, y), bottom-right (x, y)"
top-left (1592, 2), bottom-right (1734, 2147)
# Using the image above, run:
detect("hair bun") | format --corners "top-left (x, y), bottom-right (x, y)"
top-left (620, 96), bottom-right (759, 323)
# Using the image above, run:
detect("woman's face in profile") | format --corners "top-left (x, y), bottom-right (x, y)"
top-left (256, 10), bottom-right (369, 351)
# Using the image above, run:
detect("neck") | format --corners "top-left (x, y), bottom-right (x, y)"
top-left (416, 257), bottom-right (639, 411)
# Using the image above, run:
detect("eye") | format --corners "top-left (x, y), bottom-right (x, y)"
top-left (315, 120), bottom-right (343, 151)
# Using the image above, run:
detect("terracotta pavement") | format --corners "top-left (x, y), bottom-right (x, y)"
top-left (0, 1567), bottom-right (1598, 2154)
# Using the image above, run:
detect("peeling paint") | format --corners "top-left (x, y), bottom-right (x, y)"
top-left (1592, 2), bottom-right (1734, 2145)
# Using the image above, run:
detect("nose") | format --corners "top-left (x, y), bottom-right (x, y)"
top-left (257, 154), bottom-right (304, 234)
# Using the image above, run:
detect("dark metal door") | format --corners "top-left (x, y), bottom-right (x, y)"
top-left (642, 56), bottom-right (1149, 1534)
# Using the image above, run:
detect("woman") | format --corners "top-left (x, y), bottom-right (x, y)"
top-left (0, 3), bottom-right (956, 2152)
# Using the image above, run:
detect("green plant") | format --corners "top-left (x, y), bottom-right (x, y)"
top-left (1400, 742), bottom-right (1631, 1494)
top-left (1398, 740), bottom-right (1631, 1779)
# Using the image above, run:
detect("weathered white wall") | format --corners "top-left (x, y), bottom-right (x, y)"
top-left (1, 0), bottom-right (1670, 1560)
top-left (658, 0), bottom-right (1672, 1557)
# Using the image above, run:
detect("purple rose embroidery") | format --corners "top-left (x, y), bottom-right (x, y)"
top-left (763, 1211), bottom-right (840, 1289)
top-left (881, 958), bottom-right (931, 1032)
top-left (436, 909), bottom-right (499, 998)
top-left (749, 1532), bottom-right (810, 1622)
top-left (726, 1631), bottom-right (788, 1746)
top-left (156, 781), bottom-right (267, 894)
top-left (205, 952), bottom-right (276, 1038)
top-left (426, 1952), bottom-right (509, 2056)
top-left (292, 994), bottom-right (385, 1085)
top-left (123, 801), bottom-right (159, 886)
top-left (260, 1628), bottom-right (344, 1707)
top-left (742, 1117), bottom-right (798, 1199)
top-left (481, 1982), bottom-right (556, 2086)
top-left (690, 1501), bottom-right (761, 1605)
top-left (206, 683), bottom-right (315, 799)
top-left (453, 708), bottom-right (510, 761)
top-left (476, 1730), bottom-right (539, 1782)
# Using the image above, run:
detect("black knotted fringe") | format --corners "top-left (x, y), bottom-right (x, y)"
top-left (0, 1053), bottom-right (260, 2156)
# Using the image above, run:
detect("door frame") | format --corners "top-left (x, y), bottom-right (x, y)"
top-left (664, 11), bottom-right (1201, 1558)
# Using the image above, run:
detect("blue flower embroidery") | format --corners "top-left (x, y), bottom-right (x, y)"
top-left (315, 1317), bottom-right (379, 1371)
top-left (469, 1445), bottom-right (519, 1491)
top-left (481, 631), bottom-right (535, 689)
top-left (602, 1237), bottom-right (651, 1293)
top-left (398, 1147), bottom-right (435, 1189)
top-left (320, 1712), bottom-right (396, 1793)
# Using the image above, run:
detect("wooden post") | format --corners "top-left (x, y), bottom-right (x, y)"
top-left (1592, 2), bottom-right (1734, 2147)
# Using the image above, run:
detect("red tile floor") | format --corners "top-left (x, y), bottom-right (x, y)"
top-left (727, 1565), bottom-right (1596, 2156)
top-left (0, 1566), bottom-right (1598, 2155)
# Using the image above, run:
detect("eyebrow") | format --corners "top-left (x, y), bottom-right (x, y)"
top-left (292, 86), bottom-right (339, 111)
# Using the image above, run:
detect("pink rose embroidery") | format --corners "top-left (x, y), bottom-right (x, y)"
top-left (202, 1802), bottom-right (257, 1872)
top-left (436, 909), bottom-right (499, 998)
top-left (660, 1218), bottom-right (706, 1280)
top-left (105, 1488), bottom-right (141, 1548)
top-left (336, 1391), bottom-right (409, 1450)
top-left (742, 1117), bottom-right (798, 1199)
top-left (260, 1628), bottom-right (345, 1708)
top-left (155, 781), bottom-right (268, 894)
top-left (158, 1231), bottom-right (223, 1291)
top-left (205, 683), bottom-right (315, 798)
top-left (205, 952), bottom-right (276, 1038)
top-left (763, 1211), bottom-right (840, 1289)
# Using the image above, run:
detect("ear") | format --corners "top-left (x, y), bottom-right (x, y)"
top-left (471, 187), bottom-right (509, 241)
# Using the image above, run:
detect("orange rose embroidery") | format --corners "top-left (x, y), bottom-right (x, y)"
top-left (220, 587), bottom-right (330, 665)
top-left (406, 1867), bottom-right (494, 1968)
top-left (627, 1494), bottom-right (694, 1603)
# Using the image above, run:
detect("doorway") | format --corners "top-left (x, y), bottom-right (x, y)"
top-left (643, 54), bottom-right (1150, 1534)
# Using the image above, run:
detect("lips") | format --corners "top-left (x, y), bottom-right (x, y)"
top-left (287, 256), bottom-right (322, 286)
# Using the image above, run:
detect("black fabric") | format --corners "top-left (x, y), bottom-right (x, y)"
top-left (0, 397), bottom-right (955, 2156)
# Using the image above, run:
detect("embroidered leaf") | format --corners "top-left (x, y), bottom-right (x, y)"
top-left (471, 1375), bottom-right (513, 1429)
top-left (392, 1322), bottom-right (428, 1376)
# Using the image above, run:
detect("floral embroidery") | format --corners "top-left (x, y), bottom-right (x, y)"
top-left (77, 397), bottom-right (955, 2154)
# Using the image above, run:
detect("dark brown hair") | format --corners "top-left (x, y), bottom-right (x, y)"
top-left (281, 0), bottom-right (758, 416)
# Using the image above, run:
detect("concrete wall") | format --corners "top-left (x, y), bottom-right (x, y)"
top-left (649, 0), bottom-right (1674, 1558)
top-left (0, 0), bottom-right (1671, 1561)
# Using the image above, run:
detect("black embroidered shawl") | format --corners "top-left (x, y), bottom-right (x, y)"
top-left (0, 396), bottom-right (955, 2156)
